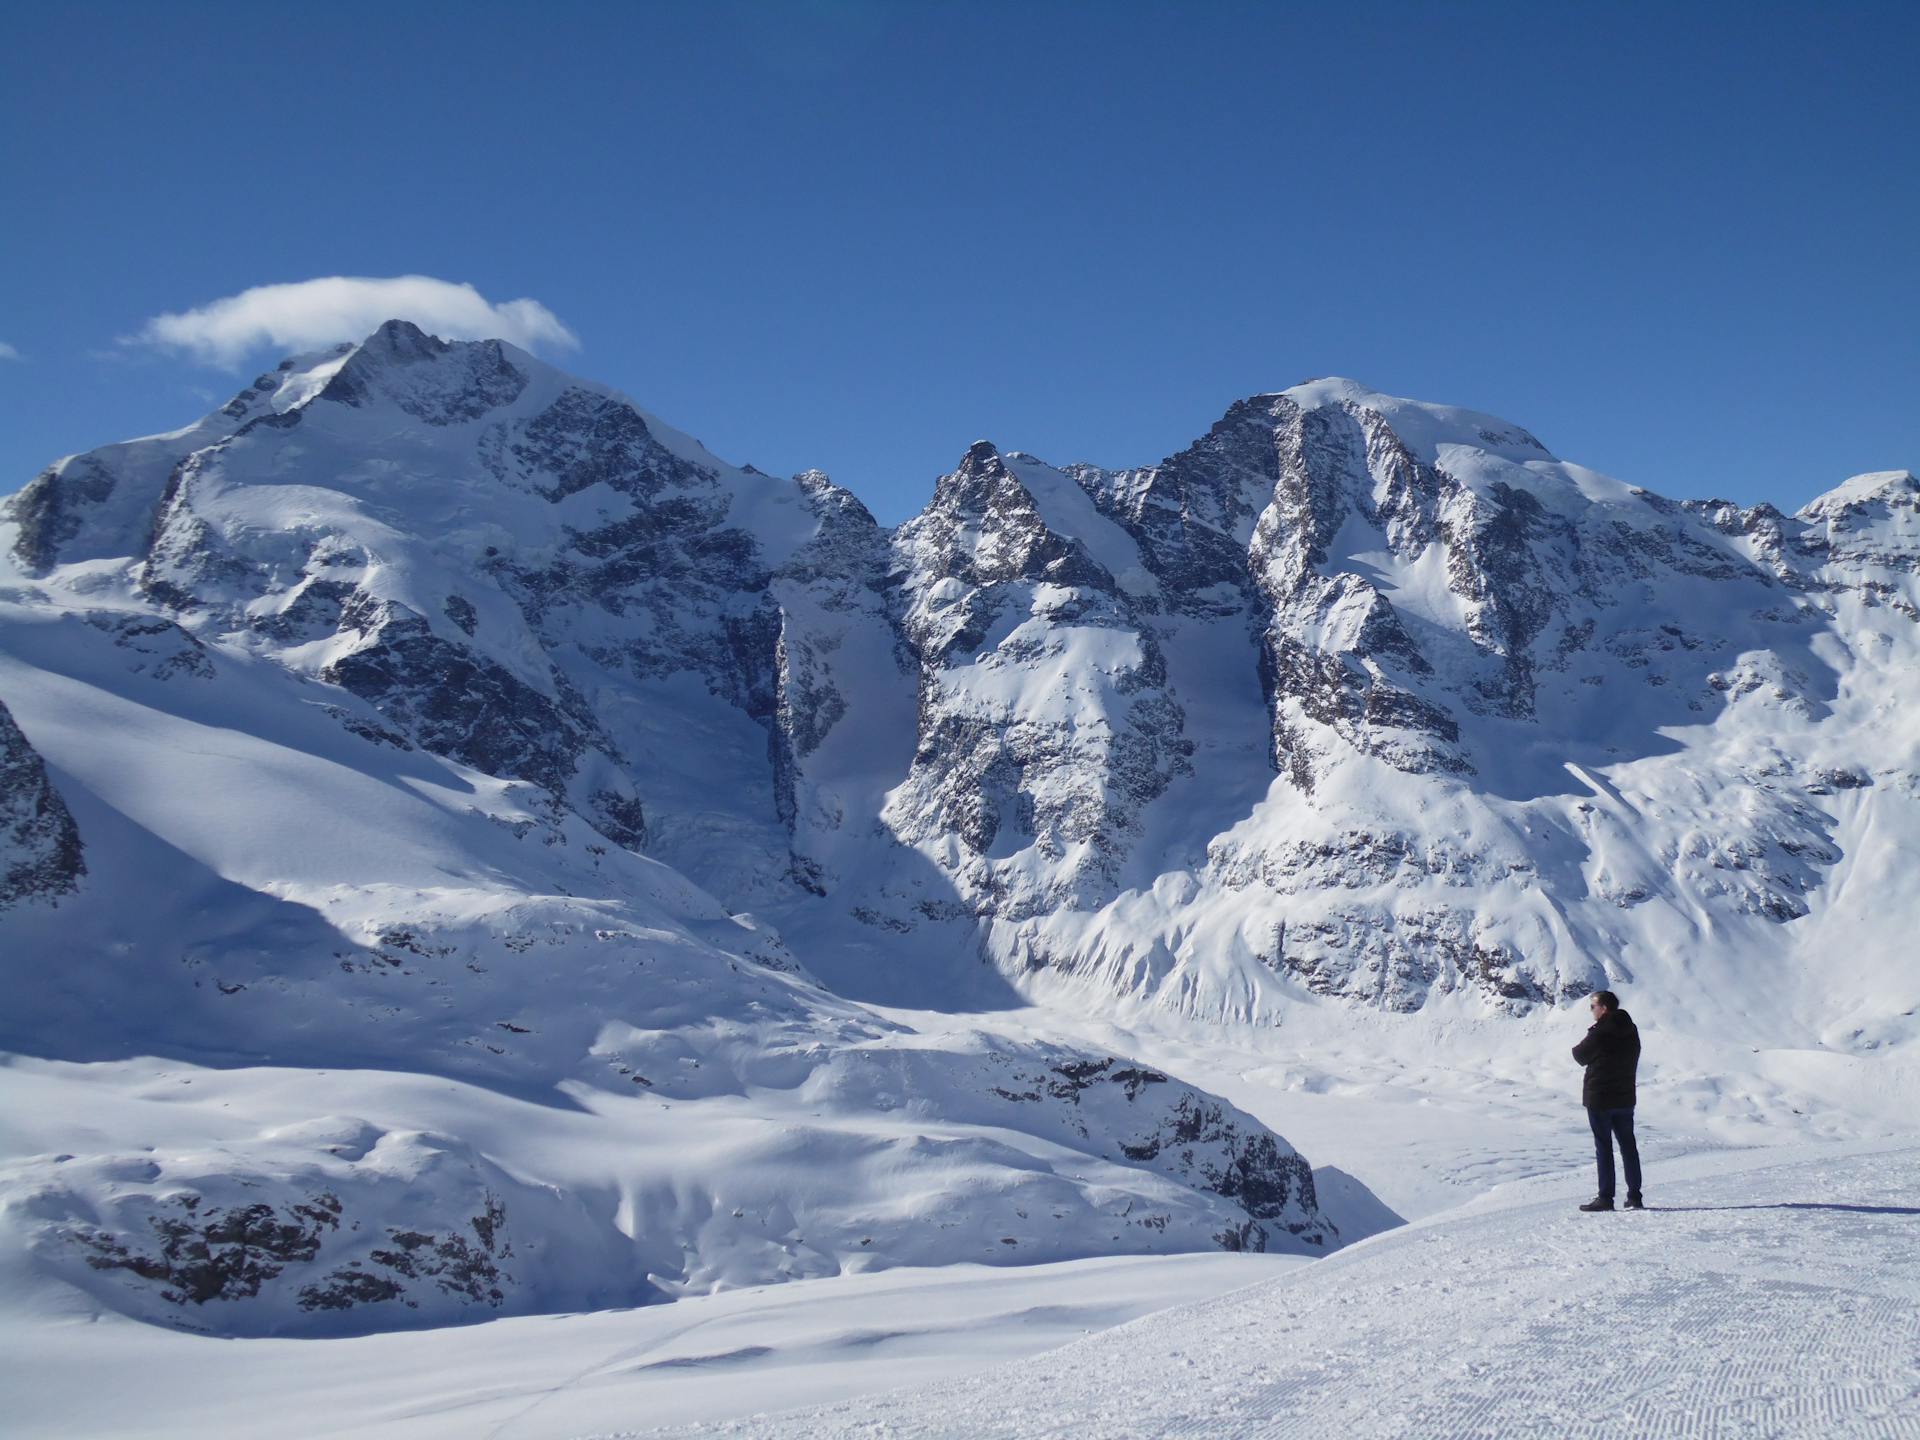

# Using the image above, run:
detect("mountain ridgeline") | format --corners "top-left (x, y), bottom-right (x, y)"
top-left (5, 321), bottom-right (1915, 1334)
top-left (7, 322), bottom-right (1917, 1030)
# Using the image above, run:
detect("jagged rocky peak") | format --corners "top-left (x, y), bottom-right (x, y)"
top-left (902, 439), bottom-right (1116, 596)
top-left (882, 437), bottom-right (1191, 919)
top-left (1252, 378), bottom-right (1572, 579)
top-left (892, 439), bottom-right (1140, 684)
top-left (790, 467), bottom-right (883, 542)
top-left (794, 466), bottom-right (865, 513)
top-left (1227, 382), bottom-right (1570, 776)
top-left (933, 439), bottom-right (1014, 498)
top-left (314, 318), bottom-right (530, 425)
top-left (1065, 380), bottom-right (1557, 622)
top-left (1066, 396), bottom-right (1286, 612)
top-left (921, 439), bottom-right (1023, 522)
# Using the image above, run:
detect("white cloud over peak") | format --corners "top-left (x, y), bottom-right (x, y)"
top-left (0, 341), bottom-right (20, 362)
top-left (127, 276), bottom-right (578, 367)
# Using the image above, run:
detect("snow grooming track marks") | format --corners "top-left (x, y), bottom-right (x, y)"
top-left (650, 1144), bottom-right (1920, 1439)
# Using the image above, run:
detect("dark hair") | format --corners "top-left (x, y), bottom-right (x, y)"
top-left (1592, 990), bottom-right (1620, 1012)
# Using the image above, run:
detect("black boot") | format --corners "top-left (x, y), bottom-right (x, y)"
top-left (1624, 1194), bottom-right (1644, 1210)
top-left (1579, 1196), bottom-right (1615, 1212)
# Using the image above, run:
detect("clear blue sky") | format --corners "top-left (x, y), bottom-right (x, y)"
top-left (3, 0), bottom-right (1915, 523)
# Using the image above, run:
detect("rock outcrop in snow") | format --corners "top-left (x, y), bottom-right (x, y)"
top-left (0, 696), bottom-right (83, 909)
top-left (884, 441), bottom-right (1192, 921)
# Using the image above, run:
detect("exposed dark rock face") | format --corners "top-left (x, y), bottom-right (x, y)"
top-left (70, 1184), bottom-right (517, 1321)
top-left (0, 699), bottom-right (84, 909)
top-left (83, 613), bottom-right (215, 680)
top-left (1069, 397), bottom-right (1281, 614)
top-left (443, 594), bottom-right (478, 635)
top-left (78, 1193), bottom-right (343, 1306)
top-left (768, 473), bottom-right (896, 828)
top-left (495, 386), bottom-right (670, 501)
top-left (1247, 399), bottom-right (1520, 775)
top-left (983, 1052), bottom-right (1327, 1251)
top-left (897, 441), bottom-right (1116, 659)
top-left (483, 383), bottom-right (778, 714)
top-left (320, 320), bottom-right (528, 425)
top-left (7, 456), bottom-right (118, 573)
top-left (886, 443), bottom-right (1193, 917)
top-left (322, 606), bottom-right (603, 798)
top-left (299, 1194), bottom-right (511, 1312)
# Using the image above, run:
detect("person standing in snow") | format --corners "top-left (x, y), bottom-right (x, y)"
top-left (1573, 990), bottom-right (1643, 1211)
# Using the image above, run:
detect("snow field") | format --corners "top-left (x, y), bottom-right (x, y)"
top-left (653, 1140), bottom-right (1920, 1439)
top-left (0, 1248), bottom-right (1300, 1440)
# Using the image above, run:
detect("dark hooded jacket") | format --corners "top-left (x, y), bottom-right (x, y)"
top-left (1572, 1007), bottom-right (1640, 1109)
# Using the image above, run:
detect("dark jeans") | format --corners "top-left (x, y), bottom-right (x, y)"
top-left (1587, 1105), bottom-right (1642, 1199)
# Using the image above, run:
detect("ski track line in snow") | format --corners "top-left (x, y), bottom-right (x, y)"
top-left (640, 1145), bottom-right (1920, 1439)
top-left (480, 1304), bottom-right (822, 1440)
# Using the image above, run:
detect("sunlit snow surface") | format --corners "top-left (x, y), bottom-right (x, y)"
top-left (7, 1128), bottom-right (1916, 1436)
top-left (653, 1140), bottom-right (1920, 1440)
top-left (1, 1242), bottom-right (1301, 1437)
top-left (4, 991), bottom-right (1917, 1437)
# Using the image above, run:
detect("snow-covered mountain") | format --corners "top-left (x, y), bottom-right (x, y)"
top-left (0, 324), bottom-right (1341, 1338)
top-left (886, 385), bottom-right (1920, 1038)
top-left (2, 320), bottom-right (1914, 1335)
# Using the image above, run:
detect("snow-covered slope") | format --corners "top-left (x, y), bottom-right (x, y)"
top-left (2, 1246), bottom-right (1305, 1439)
top-left (665, 1139), bottom-right (1920, 1439)
top-left (2, 322), bottom-right (1914, 1341)
top-left (12, 1137), bottom-right (1911, 1438)
top-left (970, 388), bottom-right (1920, 1029)
top-left (12, 330), bottom-right (1914, 1038)
top-left (0, 325), bottom-right (1341, 1338)
top-left (824, 381), bottom-right (1919, 1038)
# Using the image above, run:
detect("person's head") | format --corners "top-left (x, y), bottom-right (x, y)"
top-left (1588, 990), bottom-right (1620, 1020)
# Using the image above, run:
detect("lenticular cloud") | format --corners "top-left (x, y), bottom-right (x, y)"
top-left (128, 275), bottom-right (578, 367)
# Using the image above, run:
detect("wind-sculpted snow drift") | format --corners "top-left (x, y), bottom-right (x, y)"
top-left (1, 321), bottom-right (1915, 1335)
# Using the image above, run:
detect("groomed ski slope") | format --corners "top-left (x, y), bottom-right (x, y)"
top-left (652, 1140), bottom-right (1920, 1439)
